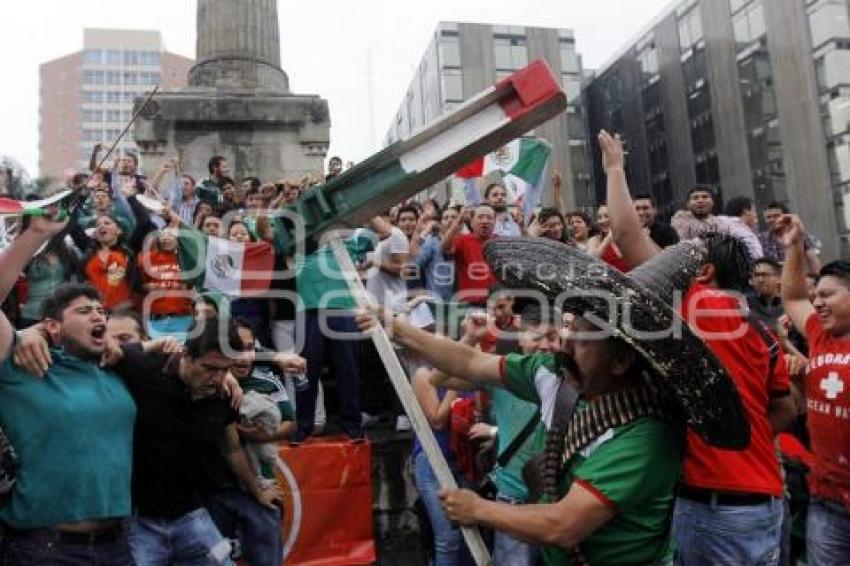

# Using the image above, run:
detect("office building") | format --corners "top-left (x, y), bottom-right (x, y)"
top-left (585, 0), bottom-right (846, 259)
top-left (39, 29), bottom-right (192, 180)
top-left (385, 22), bottom-right (592, 209)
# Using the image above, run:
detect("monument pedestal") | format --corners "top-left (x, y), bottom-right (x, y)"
top-left (135, 88), bottom-right (329, 181)
top-left (133, 0), bottom-right (330, 181)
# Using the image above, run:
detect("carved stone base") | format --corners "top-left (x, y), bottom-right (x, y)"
top-left (134, 88), bottom-right (329, 182)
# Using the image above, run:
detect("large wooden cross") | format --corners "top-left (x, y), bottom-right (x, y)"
top-left (321, 61), bottom-right (565, 565)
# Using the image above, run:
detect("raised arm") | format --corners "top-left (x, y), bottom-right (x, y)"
top-left (88, 142), bottom-right (103, 172)
top-left (441, 205), bottom-right (471, 256)
top-left (552, 170), bottom-right (567, 214)
top-left (779, 215), bottom-right (816, 338)
top-left (0, 214), bottom-right (68, 361)
top-left (804, 239), bottom-right (823, 275)
top-left (598, 131), bottom-right (659, 267)
top-left (356, 308), bottom-right (502, 384)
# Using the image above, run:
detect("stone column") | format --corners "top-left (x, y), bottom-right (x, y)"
top-left (189, 0), bottom-right (289, 91)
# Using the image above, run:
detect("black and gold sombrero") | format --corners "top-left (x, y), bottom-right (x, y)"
top-left (484, 237), bottom-right (750, 450)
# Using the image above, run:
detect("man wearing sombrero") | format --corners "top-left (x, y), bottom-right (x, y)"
top-left (357, 232), bottom-right (751, 563)
top-left (597, 130), bottom-right (797, 564)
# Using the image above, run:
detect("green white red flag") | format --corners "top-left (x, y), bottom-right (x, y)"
top-left (202, 236), bottom-right (275, 296)
top-left (455, 138), bottom-right (551, 185)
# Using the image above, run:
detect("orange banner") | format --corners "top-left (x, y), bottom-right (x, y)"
top-left (276, 438), bottom-right (376, 565)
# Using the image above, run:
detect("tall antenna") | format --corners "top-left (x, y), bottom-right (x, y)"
top-left (366, 46), bottom-right (377, 151)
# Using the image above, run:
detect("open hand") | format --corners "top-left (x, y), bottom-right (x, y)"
top-left (551, 169), bottom-right (563, 187)
top-left (598, 130), bottom-right (625, 173)
top-left (146, 336), bottom-right (183, 355)
top-left (774, 214), bottom-right (804, 248)
top-left (222, 373), bottom-right (244, 410)
top-left (237, 420), bottom-right (277, 443)
top-left (255, 483), bottom-right (284, 509)
top-left (13, 326), bottom-right (52, 377)
top-left (27, 213), bottom-right (69, 239)
top-left (469, 422), bottom-right (496, 441)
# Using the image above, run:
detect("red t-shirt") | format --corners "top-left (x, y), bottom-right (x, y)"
top-left (601, 244), bottom-right (630, 273)
top-left (679, 282), bottom-right (790, 496)
top-left (137, 250), bottom-right (192, 316)
top-left (804, 313), bottom-right (850, 507)
top-left (451, 233), bottom-right (496, 304)
top-left (84, 249), bottom-right (133, 310)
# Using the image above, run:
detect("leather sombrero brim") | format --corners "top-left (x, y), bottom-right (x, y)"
top-left (484, 237), bottom-right (750, 450)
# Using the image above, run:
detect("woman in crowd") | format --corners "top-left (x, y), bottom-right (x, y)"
top-left (70, 194), bottom-right (155, 311)
top-left (528, 207), bottom-right (570, 245)
top-left (566, 211), bottom-right (593, 251)
top-left (411, 362), bottom-right (472, 566)
top-left (587, 204), bottom-right (630, 272)
top-left (136, 228), bottom-right (193, 340)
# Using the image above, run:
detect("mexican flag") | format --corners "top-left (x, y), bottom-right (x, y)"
top-left (202, 236), bottom-right (275, 296)
top-left (456, 138), bottom-right (551, 220)
top-left (455, 138), bottom-right (551, 185)
top-left (0, 190), bottom-right (73, 216)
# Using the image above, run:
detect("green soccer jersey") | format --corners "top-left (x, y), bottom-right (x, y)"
top-left (294, 229), bottom-right (376, 311)
top-left (501, 353), bottom-right (682, 565)
top-left (243, 361), bottom-right (294, 422)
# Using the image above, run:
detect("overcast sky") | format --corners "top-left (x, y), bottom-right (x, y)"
top-left (0, 0), bottom-right (673, 178)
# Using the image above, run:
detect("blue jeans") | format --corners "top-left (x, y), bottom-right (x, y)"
top-left (807, 498), bottom-right (850, 565)
top-left (672, 495), bottom-right (782, 565)
top-left (0, 523), bottom-right (133, 565)
top-left (414, 451), bottom-right (468, 566)
top-left (206, 489), bottom-right (283, 566)
top-left (297, 309), bottom-right (361, 439)
top-left (493, 495), bottom-right (539, 566)
top-left (147, 315), bottom-right (192, 342)
top-left (129, 507), bottom-right (232, 565)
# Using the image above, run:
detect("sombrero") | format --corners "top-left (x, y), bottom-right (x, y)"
top-left (483, 237), bottom-right (750, 450)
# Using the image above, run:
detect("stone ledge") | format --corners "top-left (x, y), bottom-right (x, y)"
top-left (136, 92), bottom-right (329, 125)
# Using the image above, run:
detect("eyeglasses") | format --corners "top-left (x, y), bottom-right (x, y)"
top-left (752, 272), bottom-right (779, 279)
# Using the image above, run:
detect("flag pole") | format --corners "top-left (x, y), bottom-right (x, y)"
top-left (329, 236), bottom-right (492, 566)
top-left (95, 86), bottom-right (160, 171)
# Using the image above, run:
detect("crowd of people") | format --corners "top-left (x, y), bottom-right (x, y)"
top-left (0, 127), bottom-right (845, 566)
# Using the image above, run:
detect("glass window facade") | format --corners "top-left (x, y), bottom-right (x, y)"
top-left (732, 1), bottom-right (767, 49)
top-left (736, 0), bottom-right (788, 208)
top-left (83, 70), bottom-right (105, 85)
top-left (808, 0), bottom-right (850, 48)
top-left (83, 49), bottom-right (103, 64)
top-left (808, 0), bottom-right (850, 249)
top-left (440, 69), bottom-right (463, 102)
top-left (439, 34), bottom-right (460, 68)
top-left (560, 40), bottom-right (580, 74)
top-left (82, 91), bottom-right (104, 104)
top-left (679, 7), bottom-right (719, 191)
top-left (82, 109), bottom-right (103, 122)
top-left (494, 34), bottom-right (528, 71)
top-left (679, 8), bottom-right (704, 52)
